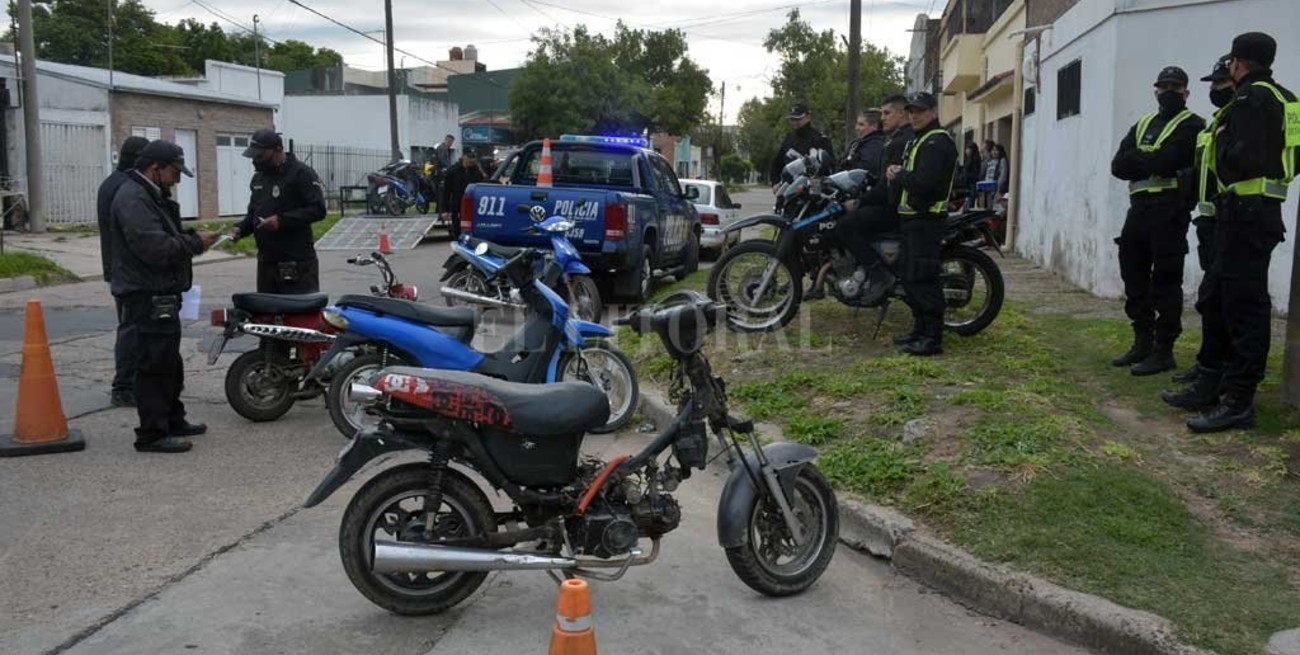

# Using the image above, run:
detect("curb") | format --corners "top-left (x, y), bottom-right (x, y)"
top-left (0, 275), bottom-right (37, 294)
top-left (635, 383), bottom-right (1212, 655)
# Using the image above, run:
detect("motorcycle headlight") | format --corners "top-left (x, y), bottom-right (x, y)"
top-left (323, 309), bottom-right (350, 330)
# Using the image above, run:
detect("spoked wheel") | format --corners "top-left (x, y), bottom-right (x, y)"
top-left (558, 342), bottom-right (639, 434)
top-left (442, 267), bottom-right (496, 309)
top-left (328, 353), bottom-right (409, 439)
top-left (940, 244), bottom-right (1004, 336)
top-left (725, 466), bottom-right (838, 596)
top-left (707, 240), bottom-right (802, 332)
top-left (224, 350), bottom-right (298, 422)
top-left (339, 466), bottom-right (496, 615)
top-left (384, 191), bottom-right (407, 216)
top-left (566, 274), bottom-right (603, 323)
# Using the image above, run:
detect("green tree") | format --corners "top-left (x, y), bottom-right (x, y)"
top-left (265, 39), bottom-right (342, 73)
top-left (720, 154), bottom-right (752, 184)
top-left (173, 19), bottom-right (237, 73)
top-left (18, 0), bottom-right (190, 75)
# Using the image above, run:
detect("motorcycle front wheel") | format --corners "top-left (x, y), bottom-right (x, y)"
top-left (384, 191), bottom-right (407, 216)
top-left (725, 465), bottom-right (838, 596)
top-left (707, 240), bottom-right (802, 332)
top-left (224, 349), bottom-right (298, 422)
top-left (339, 465), bottom-right (496, 616)
top-left (565, 274), bottom-right (603, 323)
top-left (557, 342), bottom-right (638, 434)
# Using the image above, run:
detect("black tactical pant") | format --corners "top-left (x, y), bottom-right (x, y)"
top-left (836, 204), bottom-right (899, 269)
top-left (1192, 217), bottom-right (1220, 368)
top-left (111, 295), bottom-right (138, 397)
top-left (256, 258), bottom-right (320, 294)
top-left (1198, 197), bottom-right (1284, 402)
top-left (121, 292), bottom-right (187, 444)
top-left (1115, 196), bottom-right (1190, 345)
top-left (901, 216), bottom-right (945, 340)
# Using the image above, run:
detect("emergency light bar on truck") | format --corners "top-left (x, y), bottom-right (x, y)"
top-left (559, 134), bottom-right (651, 149)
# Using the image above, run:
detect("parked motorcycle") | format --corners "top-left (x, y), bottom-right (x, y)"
top-left (209, 252), bottom-right (429, 422)
top-left (708, 149), bottom-right (1005, 335)
top-left (303, 290), bottom-right (838, 615)
top-left (314, 244), bottom-right (637, 438)
top-left (440, 216), bottom-right (603, 323)
top-left (368, 160), bottom-right (431, 216)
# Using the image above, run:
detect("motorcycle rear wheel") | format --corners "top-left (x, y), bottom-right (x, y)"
top-left (724, 465), bottom-right (838, 596)
top-left (339, 465), bottom-right (496, 616)
top-left (329, 352), bottom-right (410, 439)
top-left (384, 191), bottom-right (407, 216)
top-left (558, 342), bottom-right (638, 434)
top-left (224, 349), bottom-right (297, 422)
top-left (442, 267), bottom-right (494, 309)
top-left (707, 240), bottom-right (802, 332)
top-left (940, 244), bottom-right (1004, 336)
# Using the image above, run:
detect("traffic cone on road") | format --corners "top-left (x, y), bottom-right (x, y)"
top-left (0, 299), bottom-right (85, 457)
top-left (538, 138), bottom-right (554, 188)
top-left (548, 578), bottom-right (596, 655)
top-left (378, 222), bottom-right (393, 255)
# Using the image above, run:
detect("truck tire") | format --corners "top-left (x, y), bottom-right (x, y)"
top-left (683, 230), bottom-right (701, 275)
top-left (615, 242), bottom-right (655, 304)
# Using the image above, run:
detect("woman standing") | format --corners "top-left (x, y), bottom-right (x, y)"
top-left (961, 142), bottom-right (982, 209)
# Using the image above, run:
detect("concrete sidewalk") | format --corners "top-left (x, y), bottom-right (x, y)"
top-left (2, 230), bottom-right (242, 282)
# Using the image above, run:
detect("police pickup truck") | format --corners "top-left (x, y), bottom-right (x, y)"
top-left (457, 135), bottom-right (702, 301)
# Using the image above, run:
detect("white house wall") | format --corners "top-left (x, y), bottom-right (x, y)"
top-left (280, 94), bottom-right (459, 156)
top-left (1019, 0), bottom-right (1300, 310)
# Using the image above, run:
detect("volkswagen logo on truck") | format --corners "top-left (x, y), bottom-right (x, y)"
top-left (529, 205), bottom-right (547, 222)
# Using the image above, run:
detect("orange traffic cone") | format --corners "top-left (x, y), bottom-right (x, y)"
top-left (0, 299), bottom-right (85, 457)
top-left (538, 138), bottom-right (554, 188)
top-left (378, 222), bottom-right (393, 255)
top-left (548, 578), bottom-right (596, 655)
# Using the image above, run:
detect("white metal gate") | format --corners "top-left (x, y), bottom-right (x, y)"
top-left (41, 122), bottom-right (107, 226)
top-left (216, 133), bottom-right (253, 216)
top-left (174, 129), bottom-right (199, 219)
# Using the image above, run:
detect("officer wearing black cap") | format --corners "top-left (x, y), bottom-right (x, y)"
top-left (886, 91), bottom-right (957, 356)
top-left (768, 103), bottom-right (836, 188)
top-left (98, 135), bottom-right (150, 408)
top-left (1187, 32), bottom-right (1298, 433)
top-left (1163, 54), bottom-right (1237, 410)
top-left (109, 140), bottom-right (220, 454)
top-left (232, 128), bottom-right (327, 294)
top-left (1110, 66), bottom-right (1205, 376)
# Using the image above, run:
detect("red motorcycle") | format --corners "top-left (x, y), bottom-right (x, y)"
top-left (209, 252), bottom-right (441, 422)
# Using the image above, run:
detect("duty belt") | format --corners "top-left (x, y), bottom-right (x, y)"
top-left (1129, 177), bottom-right (1179, 194)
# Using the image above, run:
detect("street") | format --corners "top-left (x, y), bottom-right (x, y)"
top-left (1, 193), bottom-right (1086, 654)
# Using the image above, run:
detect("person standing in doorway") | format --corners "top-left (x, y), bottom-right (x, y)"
top-left (99, 135), bottom-right (150, 407)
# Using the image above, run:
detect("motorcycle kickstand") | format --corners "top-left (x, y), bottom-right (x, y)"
top-left (871, 299), bottom-right (892, 340)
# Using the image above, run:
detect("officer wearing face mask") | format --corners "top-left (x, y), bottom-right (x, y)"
top-left (1163, 54), bottom-right (1236, 410)
top-left (1110, 66), bottom-right (1205, 377)
top-left (232, 128), bottom-right (328, 294)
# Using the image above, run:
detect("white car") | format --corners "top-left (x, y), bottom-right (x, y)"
top-left (680, 179), bottom-right (743, 257)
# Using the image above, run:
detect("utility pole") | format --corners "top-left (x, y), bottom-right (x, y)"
top-left (715, 81), bottom-right (726, 180)
top-left (17, 0), bottom-right (43, 232)
top-left (252, 14), bottom-right (262, 101)
top-left (383, 0), bottom-right (400, 161)
top-left (846, 0), bottom-right (862, 147)
top-left (106, 0), bottom-right (114, 88)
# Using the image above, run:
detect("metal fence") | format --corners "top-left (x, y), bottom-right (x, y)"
top-left (42, 122), bottom-right (107, 225)
top-left (292, 143), bottom-right (391, 208)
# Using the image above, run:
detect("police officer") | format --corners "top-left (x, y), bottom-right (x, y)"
top-left (1110, 66), bottom-right (1205, 376)
top-left (1188, 32), bottom-right (1298, 433)
top-left (768, 103), bottom-right (836, 187)
top-left (441, 149), bottom-right (484, 240)
top-left (232, 128), bottom-right (327, 294)
top-left (888, 92), bottom-right (957, 357)
top-left (98, 135), bottom-right (150, 408)
top-left (843, 108), bottom-right (886, 173)
top-left (109, 141), bottom-right (219, 453)
top-left (1162, 54), bottom-right (1236, 409)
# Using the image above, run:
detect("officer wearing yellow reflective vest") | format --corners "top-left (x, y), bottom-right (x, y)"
top-left (1162, 54), bottom-right (1236, 409)
top-left (1187, 32), bottom-right (1299, 433)
top-left (886, 92), bottom-right (957, 357)
top-left (1110, 66), bottom-right (1206, 376)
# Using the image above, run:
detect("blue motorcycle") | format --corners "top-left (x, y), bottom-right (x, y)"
top-left (314, 239), bottom-right (637, 438)
top-left (368, 160), bottom-right (431, 216)
top-left (439, 216), bottom-right (603, 323)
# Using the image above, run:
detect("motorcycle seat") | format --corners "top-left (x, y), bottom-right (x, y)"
top-left (232, 292), bottom-right (329, 315)
top-left (463, 236), bottom-right (524, 260)
top-left (376, 367), bottom-right (611, 437)
top-left (337, 295), bottom-right (477, 328)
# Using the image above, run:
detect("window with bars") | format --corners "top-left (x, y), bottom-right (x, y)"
top-left (1057, 59), bottom-right (1082, 120)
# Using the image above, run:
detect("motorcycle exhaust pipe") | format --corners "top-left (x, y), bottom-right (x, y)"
top-left (241, 324), bottom-right (336, 343)
top-left (438, 286), bottom-right (522, 310)
top-left (372, 540), bottom-right (578, 573)
top-left (348, 382), bottom-right (383, 406)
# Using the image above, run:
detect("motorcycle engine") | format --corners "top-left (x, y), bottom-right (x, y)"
top-left (827, 252), bottom-right (863, 301)
top-left (569, 505), bottom-right (639, 559)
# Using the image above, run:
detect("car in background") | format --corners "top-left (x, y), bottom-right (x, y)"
top-left (680, 179), bottom-right (742, 258)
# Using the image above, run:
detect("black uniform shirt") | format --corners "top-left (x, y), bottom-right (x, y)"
top-left (237, 152), bottom-right (327, 263)
top-left (896, 120), bottom-right (959, 216)
top-left (844, 131), bottom-right (886, 175)
top-left (769, 123), bottom-right (836, 182)
top-left (96, 168), bottom-right (132, 281)
top-left (442, 163), bottom-right (485, 215)
top-left (1110, 106), bottom-right (1205, 187)
top-left (1217, 69), bottom-right (1297, 189)
top-left (862, 124), bottom-right (915, 207)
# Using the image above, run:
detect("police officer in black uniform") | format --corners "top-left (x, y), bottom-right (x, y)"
top-left (768, 103), bottom-right (836, 187)
top-left (1162, 54), bottom-right (1236, 409)
top-left (441, 149), bottom-right (484, 240)
top-left (98, 135), bottom-right (150, 408)
top-left (1188, 32), bottom-right (1297, 433)
top-left (843, 108), bottom-right (886, 173)
top-left (232, 128), bottom-right (327, 294)
top-left (1110, 66), bottom-right (1205, 376)
top-left (109, 141), bottom-right (219, 453)
top-left (889, 92), bottom-right (957, 357)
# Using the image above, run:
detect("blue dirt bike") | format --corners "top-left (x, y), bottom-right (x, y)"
top-left (367, 160), bottom-right (431, 216)
top-left (439, 216), bottom-right (603, 323)
top-left (312, 238), bottom-right (637, 438)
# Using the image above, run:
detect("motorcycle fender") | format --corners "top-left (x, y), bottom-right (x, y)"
top-left (716, 442), bottom-right (818, 549)
top-left (439, 257), bottom-right (468, 281)
top-left (573, 320), bottom-right (613, 338)
top-left (564, 259), bottom-right (592, 276)
top-left (303, 430), bottom-right (421, 508)
top-left (723, 213), bottom-right (786, 235)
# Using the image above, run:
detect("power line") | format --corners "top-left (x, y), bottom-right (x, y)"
top-left (192, 0), bottom-right (282, 45)
top-left (480, 0), bottom-right (532, 33)
top-left (515, 0), bottom-right (569, 29)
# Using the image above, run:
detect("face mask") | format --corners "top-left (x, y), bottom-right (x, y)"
top-left (253, 158), bottom-right (278, 174)
top-left (1157, 90), bottom-right (1186, 113)
top-left (1210, 87), bottom-right (1234, 108)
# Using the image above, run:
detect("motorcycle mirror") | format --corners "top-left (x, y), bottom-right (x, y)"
top-left (474, 242), bottom-right (490, 257)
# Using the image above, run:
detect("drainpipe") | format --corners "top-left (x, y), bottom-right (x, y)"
top-left (1004, 25), bottom-right (1051, 252)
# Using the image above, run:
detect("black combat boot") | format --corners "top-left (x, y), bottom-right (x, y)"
top-left (1171, 362), bottom-right (1205, 383)
top-left (1111, 329), bottom-right (1153, 367)
top-left (1187, 395), bottom-right (1255, 433)
top-left (902, 318), bottom-right (942, 356)
top-left (1130, 342), bottom-right (1176, 376)
top-left (1160, 368), bottom-right (1222, 410)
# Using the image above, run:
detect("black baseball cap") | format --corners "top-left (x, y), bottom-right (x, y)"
top-left (1230, 32), bottom-right (1276, 68)
top-left (1154, 66), bottom-right (1189, 87)
top-left (904, 91), bottom-right (938, 110)
top-left (118, 136), bottom-right (149, 169)
top-left (1201, 54), bottom-right (1233, 82)
top-left (789, 103), bottom-right (810, 119)
top-left (137, 140), bottom-right (194, 177)
top-left (242, 128), bottom-right (283, 158)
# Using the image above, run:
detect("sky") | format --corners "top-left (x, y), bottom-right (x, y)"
top-left (151, 0), bottom-right (935, 123)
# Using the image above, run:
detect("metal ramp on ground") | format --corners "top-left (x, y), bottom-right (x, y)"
top-left (315, 215), bottom-right (441, 251)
